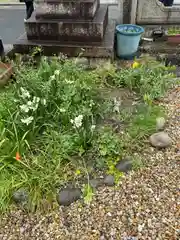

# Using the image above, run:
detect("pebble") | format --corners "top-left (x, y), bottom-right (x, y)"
top-left (89, 179), bottom-right (103, 189)
top-left (56, 188), bottom-right (81, 206)
top-left (12, 189), bottom-right (28, 205)
top-left (103, 175), bottom-right (115, 186)
top-left (115, 157), bottom-right (133, 173)
top-left (149, 132), bottom-right (172, 148)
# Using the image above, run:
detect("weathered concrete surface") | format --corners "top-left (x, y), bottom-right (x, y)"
top-left (26, 5), bottom-right (108, 42)
top-left (14, 20), bottom-right (115, 58)
top-left (0, 6), bottom-right (25, 44)
top-left (35, 0), bottom-right (100, 19)
top-left (137, 0), bottom-right (180, 24)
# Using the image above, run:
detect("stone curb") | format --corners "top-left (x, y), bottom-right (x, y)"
top-left (0, 2), bottom-right (24, 6)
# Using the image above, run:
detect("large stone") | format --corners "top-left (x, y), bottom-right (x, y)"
top-left (115, 157), bottom-right (133, 173)
top-left (26, 5), bottom-right (108, 42)
top-left (35, 0), bottom-right (100, 20)
top-left (149, 132), bottom-right (172, 148)
top-left (13, 189), bottom-right (28, 205)
top-left (14, 20), bottom-right (115, 58)
top-left (57, 188), bottom-right (81, 206)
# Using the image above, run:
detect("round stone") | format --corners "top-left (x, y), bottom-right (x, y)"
top-left (12, 189), bottom-right (28, 204)
top-left (149, 132), bottom-right (172, 148)
top-left (57, 188), bottom-right (81, 206)
top-left (103, 175), bottom-right (115, 186)
top-left (115, 157), bottom-right (133, 173)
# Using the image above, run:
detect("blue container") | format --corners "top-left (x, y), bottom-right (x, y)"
top-left (116, 24), bottom-right (144, 59)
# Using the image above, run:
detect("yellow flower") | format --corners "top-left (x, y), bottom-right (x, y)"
top-left (75, 169), bottom-right (81, 175)
top-left (132, 61), bottom-right (140, 69)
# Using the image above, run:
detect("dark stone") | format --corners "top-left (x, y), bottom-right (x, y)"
top-left (57, 188), bottom-right (81, 206)
top-left (115, 157), bottom-right (133, 173)
top-left (26, 5), bottom-right (108, 42)
top-left (103, 175), bottom-right (115, 186)
top-left (12, 189), bottom-right (28, 204)
top-left (35, 0), bottom-right (100, 20)
top-left (13, 20), bottom-right (115, 58)
top-left (89, 178), bottom-right (103, 188)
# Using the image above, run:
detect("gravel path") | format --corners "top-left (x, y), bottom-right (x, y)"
top-left (0, 86), bottom-right (179, 240)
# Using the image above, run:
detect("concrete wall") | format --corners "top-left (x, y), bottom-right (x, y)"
top-left (100, 0), bottom-right (123, 23)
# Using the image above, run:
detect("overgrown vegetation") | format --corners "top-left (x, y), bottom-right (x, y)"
top-left (0, 56), bottom-right (173, 212)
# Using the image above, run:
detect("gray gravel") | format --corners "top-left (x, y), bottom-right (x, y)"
top-left (0, 86), bottom-right (179, 240)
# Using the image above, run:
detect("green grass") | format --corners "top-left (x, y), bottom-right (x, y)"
top-left (0, 55), bottom-right (173, 212)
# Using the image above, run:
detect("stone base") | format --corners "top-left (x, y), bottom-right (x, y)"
top-left (35, 0), bottom-right (99, 20)
top-left (26, 5), bottom-right (108, 42)
top-left (14, 21), bottom-right (115, 58)
top-left (140, 40), bottom-right (180, 54)
top-left (137, 0), bottom-right (180, 24)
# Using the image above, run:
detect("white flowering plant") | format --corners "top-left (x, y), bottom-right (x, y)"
top-left (0, 54), bottom-right (169, 211)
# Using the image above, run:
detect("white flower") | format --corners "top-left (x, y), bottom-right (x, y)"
top-left (21, 116), bottom-right (34, 125)
top-left (32, 104), bottom-right (38, 111)
top-left (20, 87), bottom-right (30, 99)
top-left (41, 99), bottom-right (46, 106)
top-left (71, 115), bottom-right (83, 128)
top-left (65, 79), bottom-right (73, 84)
top-left (59, 108), bottom-right (66, 113)
top-left (54, 70), bottom-right (60, 76)
top-left (20, 104), bottom-right (29, 113)
top-left (91, 125), bottom-right (96, 131)
top-left (27, 101), bottom-right (33, 106)
top-left (89, 100), bottom-right (94, 107)
top-left (50, 75), bottom-right (55, 80)
top-left (33, 96), bottom-right (40, 103)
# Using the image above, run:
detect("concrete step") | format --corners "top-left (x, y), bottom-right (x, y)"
top-left (26, 5), bottom-right (108, 42)
top-left (36, 0), bottom-right (99, 20)
top-left (14, 20), bottom-right (115, 58)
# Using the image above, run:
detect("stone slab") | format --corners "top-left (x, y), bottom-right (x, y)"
top-left (139, 40), bottom-right (180, 54)
top-left (26, 5), bottom-right (108, 42)
top-left (35, 0), bottom-right (99, 20)
top-left (14, 20), bottom-right (115, 58)
top-left (137, 0), bottom-right (180, 24)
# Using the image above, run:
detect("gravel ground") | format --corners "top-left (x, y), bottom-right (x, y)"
top-left (0, 86), bottom-right (179, 240)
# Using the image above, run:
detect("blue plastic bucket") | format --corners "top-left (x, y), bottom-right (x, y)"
top-left (116, 24), bottom-right (144, 59)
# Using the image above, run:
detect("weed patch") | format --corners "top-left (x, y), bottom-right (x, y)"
top-left (0, 57), bottom-right (172, 212)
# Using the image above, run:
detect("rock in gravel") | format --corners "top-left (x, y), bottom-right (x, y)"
top-left (103, 175), bottom-right (115, 186)
top-left (12, 189), bottom-right (28, 204)
top-left (156, 117), bottom-right (166, 131)
top-left (89, 179), bottom-right (103, 189)
top-left (57, 188), bottom-right (81, 206)
top-left (150, 132), bottom-right (172, 148)
top-left (115, 157), bottom-right (133, 173)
